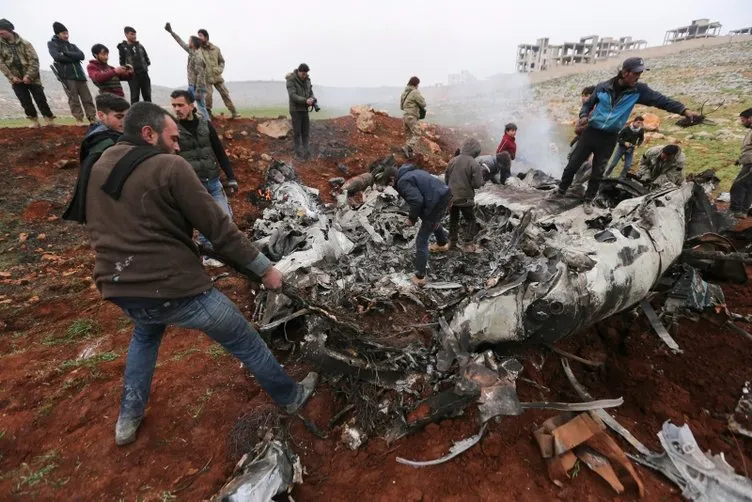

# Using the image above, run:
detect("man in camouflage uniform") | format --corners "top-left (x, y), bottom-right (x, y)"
top-left (197, 29), bottom-right (238, 119)
top-left (636, 144), bottom-right (685, 187)
top-left (165, 23), bottom-right (208, 119)
top-left (0, 19), bottom-right (55, 127)
top-left (400, 76), bottom-right (426, 158)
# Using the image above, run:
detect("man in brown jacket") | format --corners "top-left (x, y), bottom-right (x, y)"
top-left (197, 29), bottom-right (238, 119)
top-left (0, 19), bottom-right (55, 127)
top-left (730, 108), bottom-right (752, 217)
top-left (444, 138), bottom-right (483, 252)
top-left (84, 102), bottom-right (317, 445)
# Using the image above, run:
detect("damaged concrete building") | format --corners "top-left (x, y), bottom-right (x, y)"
top-left (516, 35), bottom-right (647, 73)
top-left (663, 19), bottom-right (723, 45)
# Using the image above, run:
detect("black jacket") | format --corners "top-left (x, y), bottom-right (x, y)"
top-left (117, 41), bottom-right (150, 73)
top-left (395, 164), bottom-right (451, 222)
top-left (48, 36), bottom-right (86, 81)
top-left (286, 70), bottom-right (314, 113)
top-left (617, 125), bottom-right (644, 149)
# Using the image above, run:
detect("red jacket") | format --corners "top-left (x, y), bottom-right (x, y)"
top-left (496, 133), bottom-right (517, 159)
top-left (86, 60), bottom-right (131, 97)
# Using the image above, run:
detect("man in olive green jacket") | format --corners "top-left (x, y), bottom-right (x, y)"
top-left (197, 29), bottom-right (238, 119)
top-left (165, 23), bottom-right (208, 119)
top-left (400, 76), bottom-right (426, 157)
top-left (636, 144), bottom-right (685, 187)
top-left (286, 63), bottom-right (316, 159)
top-left (0, 19), bottom-right (55, 127)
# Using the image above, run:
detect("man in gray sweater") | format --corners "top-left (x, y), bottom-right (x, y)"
top-left (84, 102), bottom-right (317, 446)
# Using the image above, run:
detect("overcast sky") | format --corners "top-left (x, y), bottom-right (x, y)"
top-left (4, 0), bottom-right (750, 88)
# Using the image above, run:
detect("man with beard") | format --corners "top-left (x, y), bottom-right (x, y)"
top-left (729, 108), bottom-right (752, 217)
top-left (83, 102), bottom-right (318, 446)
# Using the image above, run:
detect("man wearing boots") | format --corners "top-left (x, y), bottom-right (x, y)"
top-left (117, 26), bottom-right (151, 104)
top-left (197, 29), bottom-right (239, 119)
top-left (400, 76), bottom-right (426, 158)
top-left (286, 63), bottom-right (316, 159)
top-left (729, 108), bottom-right (752, 218)
top-left (48, 22), bottom-right (96, 125)
top-left (445, 139), bottom-right (484, 252)
top-left (83, 101), bottom-right (318, 446)
top-left (0, 19), bottom-right (55, 127)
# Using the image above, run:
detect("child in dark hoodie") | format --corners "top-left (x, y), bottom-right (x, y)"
top-left (445, 138), bottom-right (483, 252)
top-left (382, 163), bottom-right (451, 287)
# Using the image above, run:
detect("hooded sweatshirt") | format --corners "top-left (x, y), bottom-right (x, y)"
top-left (445, 139), bottom-right (483, 206)
top-left (394, 164), bottom-right (450, 223)
top-left (87, 59), bottom-right (130, 96)
top-left (495, 133), bottom-right (517, 159)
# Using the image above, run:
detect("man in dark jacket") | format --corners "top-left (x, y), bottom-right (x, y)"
top-left (730, 108), bottom-right (752, 217)
top-left (383, 164), bottom-right (451, 287)
top-left (445, 139), bottom-right (483, 252)
top-left (63, 93), bottom-right (130, 223)
top-left (286, 63), bottom-right (316, 159)
top-left (48, 22), bottom-right (95, 124)
top-left (0, 19), bottom-right (55, 127)
top-left (87, 44), bottom-right (132, 97)
top-left (476, 153), bottom-right (511, 185)
top-left (604, 116), bottom-right (644, 178)
top-left (171, 89), bottom-right (238, 267)
top-left (551, 57), bottom-right (697, 214)
top-left (117, 26), bottom-right (151, 104)
top-left (83, 101), bottom-right (317, 445)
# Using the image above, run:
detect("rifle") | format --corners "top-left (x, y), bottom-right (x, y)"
top-left (50, 64), bottom-right (71, 94)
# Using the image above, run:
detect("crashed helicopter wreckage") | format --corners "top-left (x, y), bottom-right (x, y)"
top-left (221, 159), bottom-right (737, 444)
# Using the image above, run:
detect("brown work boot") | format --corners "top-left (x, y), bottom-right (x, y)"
top-left (411, 274), bottom-right (428, 288)
top-left (428, 242), bottom-right (449, 253)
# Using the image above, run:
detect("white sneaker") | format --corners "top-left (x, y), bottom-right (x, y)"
top-left (202, 257), bottom-right (224, 268)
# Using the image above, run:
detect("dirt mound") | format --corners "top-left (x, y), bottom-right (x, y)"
top-left (0, 116), bottom-right (750, 501)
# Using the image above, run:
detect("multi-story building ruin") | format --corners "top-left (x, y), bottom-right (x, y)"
top-left (516, 35), bottom-right (646, 73)
top-left (664, 19), bottom-right (722, 44)
top-left (729, 26), bottom-right (752, 36)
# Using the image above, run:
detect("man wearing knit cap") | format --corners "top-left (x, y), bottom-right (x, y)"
top-left (0, 19), bottom-right (55, 127)
top-left (48, 22), bottom-right (96, 125)
top-left (286, 63), bottom-right (316, 159)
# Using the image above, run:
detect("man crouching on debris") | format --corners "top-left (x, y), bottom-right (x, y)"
top-left (636, 144), bottom-right (685, 187)
top-left (382, 163), bottom-right (451, 287)
top-left (551, 57), bottom-right (697, 214)
top-left (445, 138), bottom-right (483, 252)
top-left (83, 102), bottom-right (318, 446)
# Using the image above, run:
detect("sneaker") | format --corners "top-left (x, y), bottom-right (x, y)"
top-left (428, 242), bottom-right (449, 253)
top-left (230, 113), bottom-right (241, 120)
top-left (75, 119), bottom-right (85, 126)
top-left (202, 257), bottom-right (225, 268)
top-left (411, 274), bottom-right (428, 288)
top-left (285, 372), bottom-right (319, 414)
top-left (583, 201), bottom-right (594, 215)
top-left (27, 117), bottom-right (41, 128)
top-left (115, 415), bottom-right (143, 446)
top-left (547, 189), bottom-right (564, 200)
top-left (43, 116), bottom-right (56, 127)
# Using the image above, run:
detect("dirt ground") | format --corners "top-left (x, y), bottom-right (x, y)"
top-left (0, 115), bottom-right (750, 501)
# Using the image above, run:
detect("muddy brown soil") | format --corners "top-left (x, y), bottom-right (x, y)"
top-left (0, 117), bottom-right (750, 501)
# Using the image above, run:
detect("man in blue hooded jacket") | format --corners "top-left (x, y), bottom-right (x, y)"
top-left (382, 163), bottom-right (451, 287)
top-left (551, 57), bottom-right (698, 214)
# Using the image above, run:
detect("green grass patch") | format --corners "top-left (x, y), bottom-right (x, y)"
top-left (59, 351), bottom-right (118, 371)
top-left (14, 450), bottom-right (60, 491)
top-left (189, 388), bottom-right (215, 419)
top-left (207, 343), bottom-right (226, 360)
top-left (170, 347), bottom-right (200, 362)
top-left (0, 429), bottom-right (5, 440)
top-left (43, 318), bottom-right (100, 346)
top-left (0, 117), bottom-right (79, 128)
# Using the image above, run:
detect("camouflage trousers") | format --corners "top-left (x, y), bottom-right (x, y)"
top-left (206, 81), bottom-right (237, 116)
top-left (403, 115), bottom-right (420, 149)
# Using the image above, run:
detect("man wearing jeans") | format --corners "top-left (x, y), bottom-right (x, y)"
top-left (604, 116), bottom-right (644, 178)
top-left (84, 102), bottom-right (317, 446)
top-left (0, 19), bottom-right (55, 127)
top-left (383, 163), bottom-right (452, 287)
top-left (165, 23), bottom-right (209, 119)
top-left (171, 90), bottom-right (238, 267)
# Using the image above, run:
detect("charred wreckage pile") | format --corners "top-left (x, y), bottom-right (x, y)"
top-left (215, 159), bottom-right (752, 500)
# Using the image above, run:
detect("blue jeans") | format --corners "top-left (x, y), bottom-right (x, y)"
top-left (188, 85), bottom-right (209, 120)
top-left (415, 221), bottom-right (449, 277)
top-left (604, 145), bottom-right (634, 179)
top-left (118, 288), bottom-right (298, 419)
top-left (197, 177), bottom-right (233, 250)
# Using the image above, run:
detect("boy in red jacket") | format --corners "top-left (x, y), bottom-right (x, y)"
top-left (87, 44), bottom-right (132, 97)
top-left (495, 123), bottom-right (517, 181)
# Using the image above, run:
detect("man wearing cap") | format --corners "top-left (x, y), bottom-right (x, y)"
top-left (0, 19), bottom-right (56, 127)
top-left (286, 63), bottom-right (316, 159)
top-left (636, 144), bottom-right (685, 187)
top-left (550, 57), bottom-right (698, 214)
top-left (48, 22), bottom-right (96, 125)
top-left (117, 26), bottom-right (151, 103)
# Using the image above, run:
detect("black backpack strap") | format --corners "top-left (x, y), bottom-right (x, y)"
top-left (100, 146), bottom-right (162, 200)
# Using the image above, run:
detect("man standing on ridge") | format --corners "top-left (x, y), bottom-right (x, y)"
top-left (400, 76), bottom-right (426, 158)
top-left (286, 63), bottom-right (316, 160)
top-left (117, 26), bottom-right (151, 103)
top-left (170, 89), bottom-right (238, 267)
top-left (197, 29), bottom-right (239, 119)
top-left (48, 22), bottom-right (96, 125)
top-left (550, 57), bottom-right (698, 214)
top-left (165, 23), bottom-right (209, 119)
top-left (82, 101), bottom-right (317, 445)
top-left (0, 19), bottom-right (55, 127)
